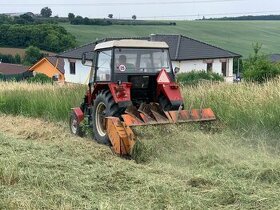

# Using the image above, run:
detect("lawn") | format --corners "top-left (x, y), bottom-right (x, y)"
top-left (61, 21), bottom-right (280, 58)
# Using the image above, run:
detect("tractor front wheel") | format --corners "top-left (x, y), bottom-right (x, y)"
top-left (69, 111), bottom-right (84, 137)
top-left (92, 90), bottom-right (120, 145)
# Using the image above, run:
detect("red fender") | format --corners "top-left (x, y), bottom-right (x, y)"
top-left (72, 107), bottom-right (84, 123)
top-left (157, 69), bottom-right (183, 102)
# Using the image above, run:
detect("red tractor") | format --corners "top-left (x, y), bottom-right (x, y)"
top-left (70, 40), bottom-right (215, 156)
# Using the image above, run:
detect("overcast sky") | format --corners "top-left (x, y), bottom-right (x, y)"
top-left (0, 0), bottom-right (279, 20)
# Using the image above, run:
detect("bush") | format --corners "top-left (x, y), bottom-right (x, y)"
top-left (243, 57), bottom-right (280, 83)
top-left (23, 46), bottom-right (44, 66)
top-left (176, 71), bottom-right (224, 85)
top-left (243, 43), bottom-right (280, 83)
top-left (27, 73), bottom-right (52, 84)
top-left (0, 54), bottom-right (21, 64)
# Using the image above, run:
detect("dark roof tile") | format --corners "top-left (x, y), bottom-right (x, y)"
top-left (267, 54), bottom-right (280, 63)
top-left (0, 63), bottom-right (29, 75)
top-left (46, 56), bottom-right (65, 73)
top-left (58, 34), bottom-right (241, 61)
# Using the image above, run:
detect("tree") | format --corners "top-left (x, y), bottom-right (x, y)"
top-left (68, 13), bottom-right (75, 20)
top-left (83, 17), bottom-right (91, 25)
top-left (132, 15), bottom-right (137, 20)
top-left (243, 43), bottom-right (280, 83)
top-left (40, 7), bottom-right (52, 18)
top-left (20, 13), bottom-right (34, 22)
top-left (71, 16), bottom-right (84, 25)
top-left (14, 54), bottom-right (21, 64)
top-left (108, 14), bottom-right (113, 19)
top-left (24, 46), bottom-right (43, 65)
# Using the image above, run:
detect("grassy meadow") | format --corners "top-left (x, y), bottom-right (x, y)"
top-left (1, 81), bottom-right (280, 209)
top-left (0, 82), bottom-right (86, 121)
top-left (61, 21), bottom-right (280, 57)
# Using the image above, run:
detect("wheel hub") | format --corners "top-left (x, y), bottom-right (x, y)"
top-left (95, 102), bottom-right (107, 137)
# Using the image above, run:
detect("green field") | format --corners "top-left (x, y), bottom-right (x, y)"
top-left (61, 21), bottom-right (280, 58)
top-left (1, 81), bottom-right (280, 208)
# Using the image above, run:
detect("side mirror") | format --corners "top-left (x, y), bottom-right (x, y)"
top-left (174, 67), bottom-right (180, 74)
top-left (81, 52), bottom-right (87, 65)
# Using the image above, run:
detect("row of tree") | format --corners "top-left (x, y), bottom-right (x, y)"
top-left (203, 15), bottom-right (280, 21)
top-left (69, 14), bottom-right (176, 26)
top-left (0, 24), bottom-right (76, 53)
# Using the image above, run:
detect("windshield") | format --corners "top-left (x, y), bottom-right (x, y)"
top-left (114, 48), bottom-right (171, 73)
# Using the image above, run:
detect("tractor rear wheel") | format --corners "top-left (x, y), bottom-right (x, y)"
top-left (92, 90), bottom-right (120, 145)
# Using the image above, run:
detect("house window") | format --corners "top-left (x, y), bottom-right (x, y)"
top-left (70, 62), bottom-right (76, 75)
top-left (222, 62), bottom-right (227, 77)
top-left (207, 63), bottom-right (213, 72)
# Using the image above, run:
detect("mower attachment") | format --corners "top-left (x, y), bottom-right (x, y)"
top-left (107, 103), bottom-right (216, 156)
top-left (122, 103), bottom-right (216, 126)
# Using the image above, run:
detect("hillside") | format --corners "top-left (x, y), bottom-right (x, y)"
top-left (60, 21), bottom-right (280, 58)
top-left (0, 47), bottom-right (56, 57)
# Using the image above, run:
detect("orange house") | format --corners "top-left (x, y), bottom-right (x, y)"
top-left (29, 56), bottom-right (65, 82)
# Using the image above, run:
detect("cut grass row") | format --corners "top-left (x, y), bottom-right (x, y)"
top-left (0, 115), bottom-right (280, 209)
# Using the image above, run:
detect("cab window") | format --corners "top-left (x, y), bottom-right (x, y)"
top-left (96, 50), bottom-right (112, 81)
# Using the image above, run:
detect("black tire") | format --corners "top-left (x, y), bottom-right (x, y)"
top-left (158, 94), bottom-right (172, 111)
top-left (69, 111), bottom-right (85, 137)
top-left (92, 90), bottom-right (120, 145)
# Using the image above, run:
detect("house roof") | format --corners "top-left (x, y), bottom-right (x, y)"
top-left (267, 54), bottom-right (280, 63)
top-left (58, 34), bottom-right (241, 61)
top-left (0, 63), bottom-right (29, 75)
top-left (29, 56), bottom-right (65, 74)
top-left (59, 37), bottom-right (148, 60)
top-left (150, 34), bottom-right (241, 60)
top-left (46, 56), bottom-right (65, 73)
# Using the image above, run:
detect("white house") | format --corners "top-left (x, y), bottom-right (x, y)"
top-left (59, 34), bottom-right (241, 84)
top-left (59, 43), bottom-right (95, 84)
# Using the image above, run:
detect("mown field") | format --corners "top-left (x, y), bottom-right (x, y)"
top-left (1, 81), bottom-right (280, 209)
top-left (61, 21), bottom-right (280, 58)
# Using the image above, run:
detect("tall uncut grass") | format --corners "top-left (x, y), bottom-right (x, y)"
top-left (0, 82), bottom-right (86, 121)
top-left (182, 80), bottom-right (280, 134)
top-left (1, 80), bottom-right (280, 132)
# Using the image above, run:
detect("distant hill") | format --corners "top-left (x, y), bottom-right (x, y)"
top-left (203, 15), bottom-right (280, 21)
top-left (60, 21), bottom-right (280, 58)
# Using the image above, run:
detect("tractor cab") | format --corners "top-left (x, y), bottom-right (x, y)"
top-left (92, 40), bottom-right (175, 105)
